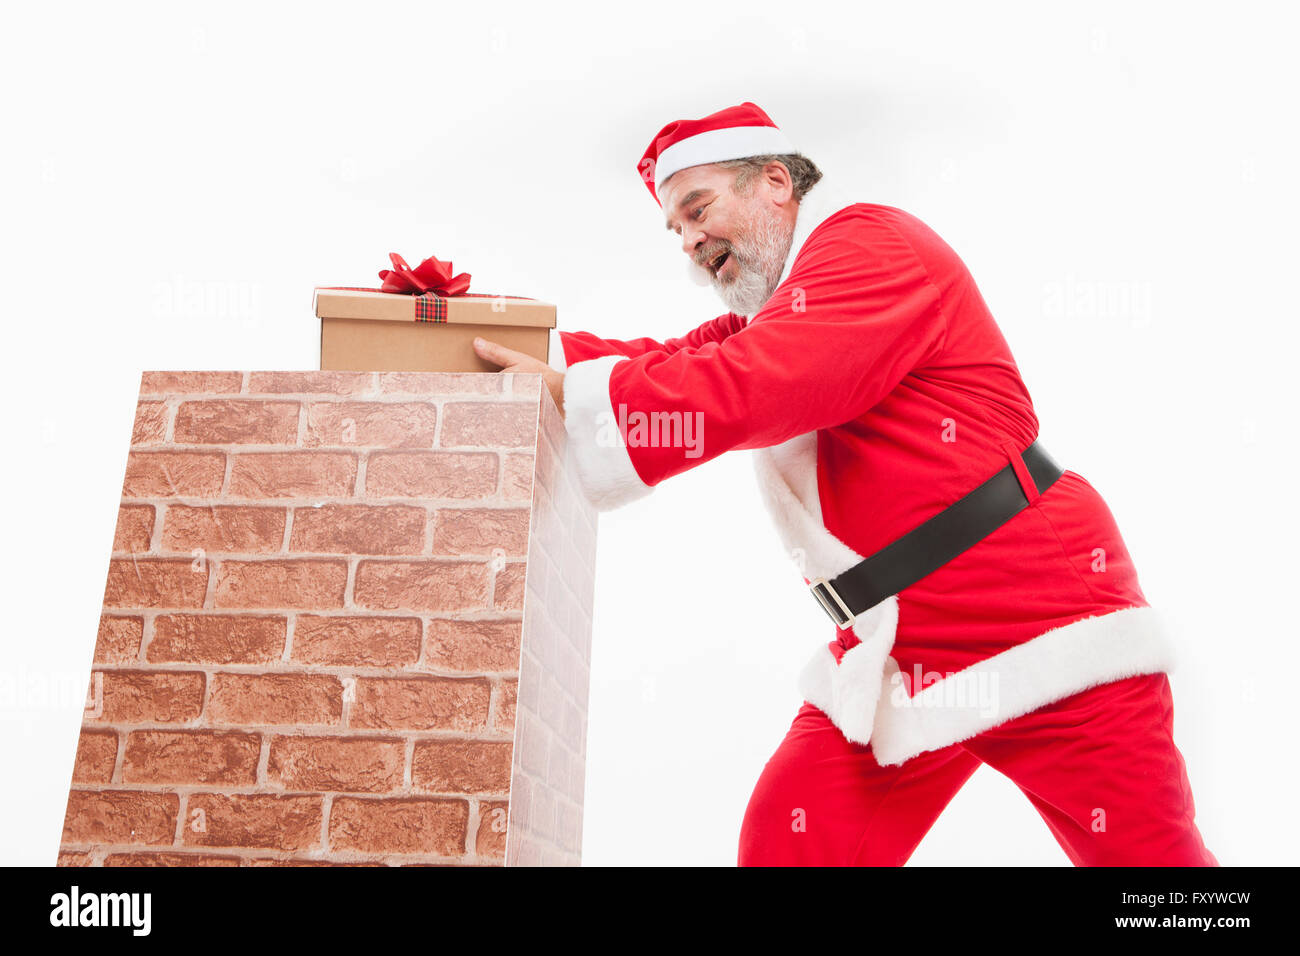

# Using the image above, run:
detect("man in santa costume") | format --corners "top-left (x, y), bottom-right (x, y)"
top-left (473, 102), bottom-right (1218, 866)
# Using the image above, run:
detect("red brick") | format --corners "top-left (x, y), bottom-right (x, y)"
top-left (183, 793), bottom-right (322, 851)
top-left (423, 618), bottom-right (521, 672)
top-left (56, 851), bottom-right (93, 866)
top-left (353, 560), bottom-right (489, 612)
top-left (492, 561), bottom-right (526, 611)
top-left (71, 729), bottom-right (118, 783)
top-left (91, 671), bottom-right (205, 724)
top-left (432, 508), bottom-right (531, 556)
top-left (95, 616), bottom-right (143, 663)
top-left (103, 558), bottom-right (209, 609)
top-left (207, 673), bottom-right (343, 726)
top-left (140, 371), bottom-right (243, 394)
top-left (556, 801), bottom-right (582, 855)
top-left (476, 800), bottom-right (509, 861)
top-left (112, 504), bottom-right (155, 552)
top-left (160, 504), bottom-right (286, 554)
top-left (132, 401), bottom-right (170, 445)
top-left (290, 504), bottom-right (425, 555)
top-left (228, 452), bottom-right (357, 498)
top-left (329, 797), bottom-right (468, 856)
top-left (149, 614), bottom-right (286, 664)
top-left (364, 452), bottom-right (497, 498)
top-left (213, 559), bottom-right (348, 609)
top-left (379, 372), bottom-right (502, 395)
top-left (245, 858), bottom-right (386, 866)
top-left (173, 400), bottom-right (299, 444)
top-left (509, 373), bottom-right (543, 399)
top-left (439, 402), bottom-right (537, 448)
top-left (533, 442), bottom-right (558, 498)
top-left (538, 390), bottom-right (566, 447)
top-left (291, 616), bottom-right (420, 667)
top-left (412, 740), bottom-right (513, 794)
top-left (103, 852), bottom-right (241, 867)
top-left (351, 676), bottom-right (491, 731)
top-left (122, 451), bottom-right (226, 498)
top-left (248, 371), bottom-right (372, 394)
top-left (501, 453), bottom-right (535, 500)
top-left (397, 860), bottom-right (501, 868)
top-left (122, 731), bottom-right (260, 785)
top-left (305, 402), bottom-right (438, 448)
top-left (268, 735), bottom-right (405, 793)
top-left (62, 790), bottom-right (179, 846)
top-left (494, 679), bottom-right (517, 732)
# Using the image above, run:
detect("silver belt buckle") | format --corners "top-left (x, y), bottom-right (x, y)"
top-left (810, 576), bottom-right (856, 629)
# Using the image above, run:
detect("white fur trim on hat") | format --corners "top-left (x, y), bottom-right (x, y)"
top-left (655, 125), bottom-right (797, 197)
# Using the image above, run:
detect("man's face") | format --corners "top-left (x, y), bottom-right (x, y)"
top-left (661, 162), bottom-right (798, 317)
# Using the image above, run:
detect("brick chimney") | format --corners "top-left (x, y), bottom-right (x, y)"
top-left (57, 371), bottom-right (596, 866)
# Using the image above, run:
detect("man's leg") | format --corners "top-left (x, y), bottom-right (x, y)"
top-left (960, 673), bottom-right (1219, 866)
top-left (739, 701), bottom-right (982, 866)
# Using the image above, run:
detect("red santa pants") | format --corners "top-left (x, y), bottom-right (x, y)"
top-left (737, 672), bottom-right (1218, 866)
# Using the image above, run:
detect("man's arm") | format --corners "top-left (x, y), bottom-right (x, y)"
top-left (552, 312), bottom-right (749, 371)
top-left (473, 311), bottom-right (748, 423)
top-left (561, 208), bottom-right (950, 511)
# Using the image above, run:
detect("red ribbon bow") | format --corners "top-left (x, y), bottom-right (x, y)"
top-left (377, 252), bottom-right (472, 296)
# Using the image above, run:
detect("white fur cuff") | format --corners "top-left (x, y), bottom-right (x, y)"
top-left (561, 354), bottom-right (655, 511)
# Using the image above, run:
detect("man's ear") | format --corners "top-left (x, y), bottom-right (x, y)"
top-left (762, 160), bottom-right (795, 204)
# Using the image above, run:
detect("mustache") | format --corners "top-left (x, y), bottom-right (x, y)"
top-left (694, 239), bottom-right (735, 269)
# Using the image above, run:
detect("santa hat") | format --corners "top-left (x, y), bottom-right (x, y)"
top-left (638, 101), bottom-right (797, 206)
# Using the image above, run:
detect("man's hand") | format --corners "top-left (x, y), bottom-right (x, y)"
top-left (472, 336), bottom-right (565, 419)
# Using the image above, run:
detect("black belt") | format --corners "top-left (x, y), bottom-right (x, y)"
top-left (810, 438), bottom-right (1065, 628)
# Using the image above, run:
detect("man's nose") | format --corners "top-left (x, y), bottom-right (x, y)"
top-left (681, 225), bottom-right (706, 258)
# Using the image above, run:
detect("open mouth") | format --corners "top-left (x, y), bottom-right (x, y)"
top-left (706, 249), bottom-right (731, 278)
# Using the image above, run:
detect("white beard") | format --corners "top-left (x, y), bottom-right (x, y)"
top-left (710, 202), bottom-right (795, 318)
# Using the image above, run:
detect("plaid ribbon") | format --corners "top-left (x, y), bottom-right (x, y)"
top-left (318, 287), bottom-right (533, 324)
top-left (414, 293), bottom-right (447, 323)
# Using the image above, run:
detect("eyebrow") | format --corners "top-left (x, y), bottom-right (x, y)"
top-left (665, 188), bottom-right (712, 231)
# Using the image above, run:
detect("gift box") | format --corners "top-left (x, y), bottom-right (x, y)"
top-left (314, 254), bottom-right (556, 372)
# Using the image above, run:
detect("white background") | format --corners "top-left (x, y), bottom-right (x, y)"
top-left (2, 0), bottom-right (1296, 866)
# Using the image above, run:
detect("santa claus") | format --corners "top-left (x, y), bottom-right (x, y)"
top-left (473, 101), bottom-right (1218, 867)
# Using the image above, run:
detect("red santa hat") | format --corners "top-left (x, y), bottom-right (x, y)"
top-left (638, 101), bottom-right (797, 206)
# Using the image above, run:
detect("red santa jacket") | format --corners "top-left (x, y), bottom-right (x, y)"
top-left (554, 179), bottom-right (1175, 766)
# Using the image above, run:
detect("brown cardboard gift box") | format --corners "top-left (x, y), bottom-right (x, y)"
top-left (314, 288), bottom-right (556, 372)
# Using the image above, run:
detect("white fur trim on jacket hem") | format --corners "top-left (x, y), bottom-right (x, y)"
top-left (753, 431), bottom-right (903, 747)
top-left (561, 354), bottom-right (654, 512)
top-left (752, 428), bottom-right (1178, 768)
top-left (800, 603), bottom-right (1179, 767)
top-left (797, 597), bottom-right (900, 744)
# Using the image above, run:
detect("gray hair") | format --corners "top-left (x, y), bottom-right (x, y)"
top-left (715, 153), bottom-right (823, 201)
